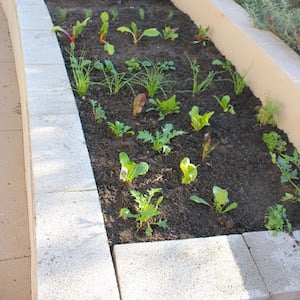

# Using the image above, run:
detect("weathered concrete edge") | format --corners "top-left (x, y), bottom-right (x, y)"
top-left (0, 0), bottom-right (120, 298)
top-left (2, 0), bottom-right (299, 298)
top-left (171, 0), bottom-right (300, 152)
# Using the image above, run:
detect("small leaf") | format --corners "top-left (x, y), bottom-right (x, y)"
top-left (117, 26), bottom-right (131, 33)
top-left (145, 224), bottom-right (153, 236)
top-left (190, 195), bottom-right (211, 207)
top-left (120, 208), bottom-right (136, 219)
top-left (222, 202), bottom-right (238, 214)
top-left (143, 28), bottom-right (160, 37)
top-left (104, 42), bottom-right (115, 55)
top-left (100, 11), bottom-right (109, 23)
top-left (157, 219), bottom-right (168, 229)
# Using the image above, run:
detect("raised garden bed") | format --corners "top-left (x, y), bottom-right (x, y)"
top-left (45, 0), bottom-right (300, 247)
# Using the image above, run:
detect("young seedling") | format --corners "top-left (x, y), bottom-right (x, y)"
top-left (117, 22), bottom-right (160, 45)
top-left (214, 95), bottom-right (235, 115)
top-left (256, 99), bottom-right (279, 126)
top-left (262, 131), bottom-right (287, 155)
top-left (212, 59), bottom-right (246, 95)
top-left (69, 50), bottom-right (93, 96)
top-left (190, 186), bottom-right (238, 214)
top-left (193, 25), bottom-right (210, 45)
top-left (189, 106), bottom-right (214, 132)
top-left (167, 10), bottom-right (174, 21)
top-left (202, 132), bottom-right (218, 161)
top-left (109, 8), bottom-right (119, 21)
top-left (180, 157), bottom-right (199, 185)
top-left (52, 17), bottom-right (89, 45)
top-left (133, 93), bottom-right (147, 116)
top-left (265, 204), bottom-right (292, 236)
top-left (119, 152), bottom-right (149, 183)
top-left (147, 94), bottom-right (181, 120)
top-left (84, 8), bottom-right (92, 19)
top-left (89, 99), bottom-right (107, 123)
top-left (186, 54), bottom-right (215, 94)
top-left (162, 26), bottom-right (179, 40)
top-left (125, 58), bottom-right (152, 73)
top-left (99, 11), bottom-right (115, 55)
top-left (157, 60), bottom-right (176, 72)
top-left (58, 8), bottom-right (67, 20)
top-left (139, 8), bottom-right (145, 20)
top-left (137, 123), bottom-right (186, 154)
top-left (120, 188), bottom-right (168, 236)
top-left (107, 121), bottom-right (135, 137)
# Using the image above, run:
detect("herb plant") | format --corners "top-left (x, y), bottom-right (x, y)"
top-left (190, 186), bottom-right (238, 214)
top-left (117, 22), bottom-right (160, 45)
top-left (119, 152), bottom-right (149, 183)
top-left (162, 26), bottom-right (179, 40)
top-left (189, 106), bottom-right (214, 131)
top-left (265, 204), bottom-right (292, 236)
top-left (120, 188), bottom-right (168, 236)
top-left (214, 95), bottom-right (235, 115)
top-left (137, 123), bottom-right (186, 154)
top-left (108, 121), bottom-right (135, 137)
top-left (90, 99), bottom-right (107, 123)
top-left (147, 94), bottom-right (180, 120)
top-left (256, 99), bottom-right (279, 126)
top-left (180, 157), bottom-right (199, 185)
top-left (193, 25), bottom-right (210, 45)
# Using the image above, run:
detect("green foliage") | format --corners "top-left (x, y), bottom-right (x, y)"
top-left (167, 10), bottom-right (174, 21)
top-left (120, 188), bottom-right (168, 236)
top-left (147, 95), bottom-right (181, 120)
top-left (256, 100), bottom-right (279, 126)
top-left (69, 51), bottom-right (92, 96)
top-left (109, 8), bottom-right (119, 21)
top-left (190, 186), bottom-right (237, 214)
top-left (186, 54), bottom-right (215, 94)
top-left (125, 58), bottom-right (152, 73)
top-left (265, 204), bottom-right (292, 236)
top-left (157, 60), bottom-right (176, 71)
top-left (84, 8), bottom-right (92, 19)
top-left (119, 152), bottom-right (149, 183)
top-left (137, 123), bottom-right (186, 154)
top-left (214, 95), bottom-right (235, 115)
top-left (263, 131), bottom-right (287, 154)
top-left (139, 8), bottom-right (145, 20)
top-left (89, 99), bottom-right (107, 123)
top-left (193, 25), bottom-right (210, 45)
top-left (162, 26), bottom-right (179, 40)
top-left (180, 157), bottom-right (198, 185)
top-left (117, 22), bottom-right (160, 45)
top-left (107, 121), bottom-right (135, 137)
top-left (58, 8), bottom-right (67, 20)
top-left (189, 106), bottom-right (214, 131)
top-left (212, 59), bottom-right (246, 95)
top-left (99, 11), bottom-right (115, 55)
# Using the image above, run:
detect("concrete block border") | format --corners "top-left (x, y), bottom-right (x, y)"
top-left (1, 0), bottom-right (299, 299)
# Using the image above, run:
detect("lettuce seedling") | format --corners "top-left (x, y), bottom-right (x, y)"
top-left (189, 106), bottom-right (214, 131)
top-left (190, 186), bottom-right (237, 214)
top-left (162, 26), bottom-right (179, 40)
top-left (180, 157), bottom-right (199, 185)
top-left (120, 188), bottom-right (168, 236)
top-left (147, 94), bottom-right (180, 120)
top-left (107, 121), bottom-right (135, 137)
top-left (119, 152), bottom-right (149, 183)
top-left (117, 22), bottom-right (160, 45)
top-left (137, 123), bottom-right (186, 154)
top-left (214, 95), bottom-right (235, 115)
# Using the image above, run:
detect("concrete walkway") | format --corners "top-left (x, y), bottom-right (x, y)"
top-left (0, 3), bottom-right (31, 299)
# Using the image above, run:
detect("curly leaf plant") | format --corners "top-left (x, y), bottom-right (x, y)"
top-left (119, 152), bottom-right (149, 183)
top-left (120, 188), bottom-right (168, 237)
top-left (180, 157), bottom-right (199, 185)
top-left (107, 121), bottom-right (135, 137)
top-left (190, 186), bottom-right (237, 214)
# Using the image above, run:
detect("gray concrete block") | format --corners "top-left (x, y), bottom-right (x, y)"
top-left (36, 190), bottom-right (119, 300)
top-left (243, 231), bottom-right (300, 299)
top-left (30, 113), bottom-right (96, 194)
top-left (113, 235), bottom-right (269, 300)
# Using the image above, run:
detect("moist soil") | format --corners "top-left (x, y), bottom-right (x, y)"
top-left (45, 0), bottom-right (299, 247)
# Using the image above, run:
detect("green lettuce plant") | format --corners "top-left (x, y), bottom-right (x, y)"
top-left (162, 26), bottom-right (179, 40)
top-left (189, 106), bottom-right (214, 131)
top-left (180, 157), bottom-right (199, 185)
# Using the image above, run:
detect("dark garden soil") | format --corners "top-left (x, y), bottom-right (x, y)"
top-left (45, 0), bottom-right (300, 247)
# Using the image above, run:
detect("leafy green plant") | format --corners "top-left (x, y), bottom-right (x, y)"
top-left (84, 8), bottom-right (92, 19)
top-left (58, 8), bottom-right (67, 20)
top-left (117, 22), bottom-right (160, 45)
top-left (167, 10), bottom-right (174, 21)
top-left (214, 95), bottom-right (235, 115)
top-left (94, 59), bottom-right (133, 94)
top-left (125, 58), bottom-right (152, 73)
top-left (52, 17), bottom-right (89, 45)
top-left (69, 51), bottom-right (93, 96)
top-left (212, 59), bottom-right (246, 95)
top-left (89, 99), bottom-right (107, 123)
top-left (109, 8), bottom-right (119, 21)
top-left (99, 11), bottom-right (115, 55)
top-left (189, 106), bottom-right (214, 132)
top-left (162, 26), bottom-right (179, 40)
top-left (157, 60), bottom-right (176, 72)
top-left (139, 8), bottom-right (145, 20)
top-left (108, 121), bottom-right (135, 137)
top-left (119, 152), bottom-right (149, 183)
top-left (265, 204), bottom-right (292, 236)
top-left (262, 131), bottom-right (287, 154)
top-left (202, 132), bottom-right (218, 161)
top-left (190, 186), bottom-right (238, 214)
top-left (186, 54), bottom-right (215, 94)
top-left (256, 99), bottom-right (279, 126)
top-left (137, 123), bottom-right (186, 154)
top-left (120, 188), bottom-right (168, 236)
top-left (193, 25), bottom-right (210, 45)
top-left (131, 62), bottom-right (174, 97)
top-left (180, 157), bottom-right (199, 185)
top-left (147, 94), bottom-right (180, 120)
